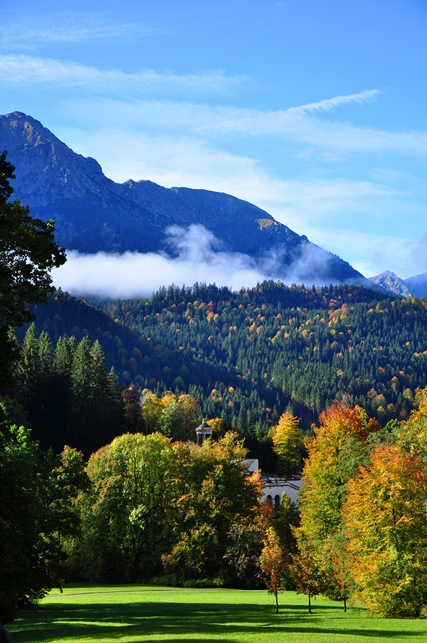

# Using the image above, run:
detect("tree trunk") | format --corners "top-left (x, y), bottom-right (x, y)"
top-left (275, 590), bottom-right (279, 613)
top-left (308, 592), bottom-right (312, 614)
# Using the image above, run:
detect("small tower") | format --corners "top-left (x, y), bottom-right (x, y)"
top-left (195, 420), bottom-right (213, 446)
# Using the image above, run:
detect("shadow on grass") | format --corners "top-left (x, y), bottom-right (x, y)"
top-left (9, 599), bottom-right (425, 643)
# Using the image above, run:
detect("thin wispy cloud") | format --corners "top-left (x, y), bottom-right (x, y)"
top-left (200, 94), bottom-right (427, 155)
top-left (0, 55), bottom-right (250, 95)
top-left (57, 93), bottom-right (427, 158)
top-left (287, 90), bottom-right (380, 115)
top-left (2, 49), bottom-right (426, 155)
top-left (0, 13), bottom-right (162, 48)
top-left (197, 91), bottom-right (381, 135)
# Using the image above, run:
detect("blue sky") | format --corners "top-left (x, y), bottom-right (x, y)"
top-left (1, 0), bottom-right (427, 282)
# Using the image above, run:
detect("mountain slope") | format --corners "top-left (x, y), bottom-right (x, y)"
top-left (370, 270), bottom-right (427, 298)
top-left (403, 272), bottom-right (427, 298)
top-left (0, 111), bottom-right (372, 286)
top-left (369, 271), bottom-right (411, 297)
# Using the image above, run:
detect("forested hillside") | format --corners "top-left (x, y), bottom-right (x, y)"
top-left (100, 281), bottom-right (427, 427)
top-left (20, 281), bottom-right (427, 441)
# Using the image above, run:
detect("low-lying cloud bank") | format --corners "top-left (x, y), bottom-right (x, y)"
top-left (52, 224), bottom-right (359, 298)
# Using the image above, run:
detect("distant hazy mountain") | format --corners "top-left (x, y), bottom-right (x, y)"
top-left (369, 271), bottom-right (411, 297)
top-left (369, 270), bottom-right (427, 298)
top-left (0, 111), bottom-right (373, 287)
top-left (403, 273), bottom-right (427, 298)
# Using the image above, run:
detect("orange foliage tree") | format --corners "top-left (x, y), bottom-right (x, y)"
top-left (343, 444), bottom-right (427, 617)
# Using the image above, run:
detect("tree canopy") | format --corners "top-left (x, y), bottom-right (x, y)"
top-left (0, 403), bottom-right (87, 623)
top-left (0, 151), bottom-right (66, 385)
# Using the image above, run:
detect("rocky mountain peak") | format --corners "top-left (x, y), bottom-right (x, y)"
top-left (370, 271), bottom-right (411, 297)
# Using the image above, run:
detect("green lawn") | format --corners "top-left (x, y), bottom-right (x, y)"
top-left (8, 584), bottom-right (427, 643)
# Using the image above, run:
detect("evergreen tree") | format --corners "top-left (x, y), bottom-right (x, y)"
top-left (69, 336), bottom-right (93, 452)
top-left (69, 337), bottom-right (125, 455)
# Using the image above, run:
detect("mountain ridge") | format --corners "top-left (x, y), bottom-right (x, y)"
top-left (369, 270), bottom-right (411, 297)
top-left (1, 110), bottom-right (373, 287)
top-left (370, 270), bottom-right (427, 298)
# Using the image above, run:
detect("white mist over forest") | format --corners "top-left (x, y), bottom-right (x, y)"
top-left (53, 224), bottom-right (341, 297)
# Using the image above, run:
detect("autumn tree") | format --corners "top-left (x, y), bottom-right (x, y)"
top-left (395, 386), bottom-right (427, 462)
top-left (140, 390), bottom-right (199, 441)
top-left (161, 393), bottom-right (199, 441)
top-left (342, 444), bottom-right (427, 617)
top-left (223, 497), bottom-right (276, 588)
top-left (294, 405), bottom-right (379, 599)
top-left (289, 535), bottom-right (327, 613)
top-left (275, 493), bottom-right (300, 588)
top-left (271, 411), bottom-right (304, 475)
top-left (259, 526), bottom-right (286, 613)
top-left (223, 513), bottom-right (265, 588)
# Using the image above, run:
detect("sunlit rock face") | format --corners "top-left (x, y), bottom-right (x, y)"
top-left (370, 271), bottom-right (411, 297)
top-left (370, 271), bottom-right (427, 298)
top-left (0, 111), bottom-right (372, 286)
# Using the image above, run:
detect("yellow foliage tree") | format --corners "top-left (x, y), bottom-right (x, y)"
top-left (294, 405), bottom-right (378, 600)
top-left (259, 526), bottom-right (286, 613)
top-left (271, 411), bottom-right (303, 475)
top-left (343, 444), bottom-right (427, 617)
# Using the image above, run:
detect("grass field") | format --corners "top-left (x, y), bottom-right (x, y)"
top-left (7, 584), bottom-right (427, 643)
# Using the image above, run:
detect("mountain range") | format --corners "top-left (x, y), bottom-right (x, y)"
top-left (369, 270), bottom-right (427, 298)
top-left (0, 111), bottom-right (374, 288)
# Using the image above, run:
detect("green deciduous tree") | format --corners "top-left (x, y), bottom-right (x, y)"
top-left (0, 404), bottom-right (38, 623)
top-left (0, 151), bottom-right (66, 386)
top-left (162, 433), bottom-right (262, 581)
top-left (76, 431), bottom-right (261, 584)
top-left (0, 403), bottom-right (87, 623)
top-left (78, 432), bottom-right (175, 581)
